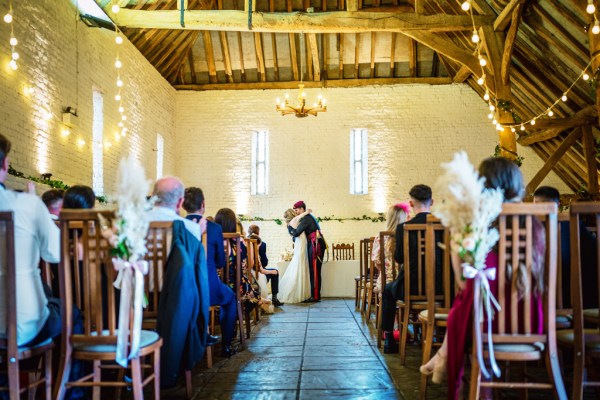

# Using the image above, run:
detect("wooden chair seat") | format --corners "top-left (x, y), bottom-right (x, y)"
top-left (555, 314), bottom-right (572, 329)
top-left (0, 338), bottom-right (53, 360)
top-left (486, 343), bottom-right (546, 361)
top-left (72, 330), bottom-right (161, 354)
top-left (418, 309), bottom-right (449, 321)
top-left (557, 329), bottom-right (600, 350)
top-left (583, 308), bottom-right (599, 322)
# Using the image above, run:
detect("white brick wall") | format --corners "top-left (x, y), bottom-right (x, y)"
top-left (175, 84), bottom-right (570, 263)
top-left (0, 0), bottom-right (176, 195)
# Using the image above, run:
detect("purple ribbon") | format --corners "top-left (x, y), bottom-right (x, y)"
top-left (463, 264), bottom-right (501, 379)
top-left (112, 258), bottom-right (148, 368)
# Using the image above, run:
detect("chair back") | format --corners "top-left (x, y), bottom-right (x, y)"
top-left (332, 243), bottom-right (355, 260)
top-left (402, 223), bottom-right (428, 304)
top-left (424, 216), bottom-right (452, 314)
top-left (223, 233), bottom-right (242, 298)
top-left (0, 212), bottom-right (17, 360)
top-left (143, 221), bottom-right (172, 322)
top-left (58, 210), bottom-right (118, 343)
top-left (359, 238), bottom-right (371, 278)
top-left (489, 203), bottom-right (558, 342)
top-left (378, 231), bottom-right (397, 289)
top-left (556, 213), bottom-right (569, 310)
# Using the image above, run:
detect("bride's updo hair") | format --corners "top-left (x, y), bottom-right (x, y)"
top-left (284, 209), bottom-right (296, 224)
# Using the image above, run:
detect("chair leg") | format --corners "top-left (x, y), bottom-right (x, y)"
top-left (545, 348), bottom-right (567, 400)
top-left (236, 300), bottom-right (246, 349)
top-left (153, 349), bottom-right (161, 400)
top-left (361, 282), bottom-right (369, 314)
top-left (206, 346), bottom-right (213, 369)
top-left (244, 306), bottom-right (252, 339)
top-left (45, 349), bottom-right (52, 400)
top-left (419, 321), bottom-right (433, 400)
top-left (53, 347), bottom-right (72, 400)
top-left (92, 360), bottom-right (101, 400)
top-left (399, 306), bottom-right (410, 365)
top-left (366, 285), bottom-right (374, 323)
top-left (376, 296), bottom-right (383, 348)
top-left (8, 355), bottom-right (20, 400)
top-left (130, 357), bottom-right (143, 400)
top-left (468, 353), bottom-right (481, 400)
top-left (185, 369), bottom-right (192, 399)
top-left (115, 369), bottom-right (125, 400)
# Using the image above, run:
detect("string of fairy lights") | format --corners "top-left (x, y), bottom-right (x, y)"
top-left (3, 1), bottom-right (130, 152)
top-left (460, 0), bottom-right (599, 134)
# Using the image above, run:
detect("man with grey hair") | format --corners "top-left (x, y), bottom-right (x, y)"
top-left (146, 176), bottom-right (204, 239)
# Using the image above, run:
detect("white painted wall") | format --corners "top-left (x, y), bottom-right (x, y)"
top-left (175, 84), bottom-right (570, 263)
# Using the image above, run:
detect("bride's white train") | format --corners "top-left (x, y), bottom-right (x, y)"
top-left (277, 212), bottom-right (311, 303)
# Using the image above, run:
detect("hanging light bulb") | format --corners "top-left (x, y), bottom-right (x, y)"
top-left (520, 124), bottom-right (525, 131)
top-left (118, 106), bottom-right (124, 113)
top-left (9, 36), bottom-right (17, 46)
top-left (479, 55), bottom-right (487, 66)
top-left (118, 121), bottom-right (123, 127)
top-left (511, 127), bottom-right (516, 132)
top-left (562, 94), bottom-right (568, 102)
top-left (593, 20), bottom-right (600, 34)
top-left (115, 59), bottom-right (122, 69)
top-left (115, 35), bottom-right (123, 45)
top-left (483, 91), bottom-right (490, 101)
top-left (489, 104), bottom-right (495, 111)
top-left (477, 75), bottom-right (485, 85)
top-left (530, 119), bottom-right (536, 125)
top-left (471, 30), bottom-right (479, 43)
top-left (548, 110), bottom-right (554, 117)
top-left (8, 60), bottom-right (17, 70)
top-left (116, 79), bottom-right (123, 87)
top-left (583, 73), bottom-right (590, 81)
top-left (492, 119), bottom-right (498, 125)
top-left (115, 94), bottom-right (121, 101)
top-left (461, 1), bottom-right (470, 11)
top-left (111, 4), bottom-right (120, 13)
top-left (121, 115), bottom-right (127, 121)
top-left (11, 52), bottom-right (18, 60)
top-left (587, 0), bottom-right (596, 14)
top-left (488, 113), bottom-right (493, 119)
top-left (3, 13), bottom-right (12, 23)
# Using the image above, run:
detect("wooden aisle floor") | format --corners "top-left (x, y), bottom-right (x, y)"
top-left (161, 298), bottom-right (447, 400)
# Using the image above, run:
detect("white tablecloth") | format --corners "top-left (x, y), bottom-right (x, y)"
top-left (276, 260), bottom-right (360, 298)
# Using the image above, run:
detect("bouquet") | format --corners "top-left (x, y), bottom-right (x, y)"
top-left (433, 151), bottom-right (504, 378)
top-left (99, 155), bottom-right (154, 367)
top-left (280, 248), bottom-right (293, 262)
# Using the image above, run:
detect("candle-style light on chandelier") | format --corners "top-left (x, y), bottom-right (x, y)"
top-left (276, 33), bottom-right (327, 118)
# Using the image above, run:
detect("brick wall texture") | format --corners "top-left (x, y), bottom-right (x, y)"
top-left (0, 0), bottom-right (571, 265)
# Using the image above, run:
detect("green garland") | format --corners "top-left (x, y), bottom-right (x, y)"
top-left (493, 145), bottom-right (524, 167)
top-left (238, 213), bottom-right (386, 225)
top-left (8, 165), bottom-right (108, 204)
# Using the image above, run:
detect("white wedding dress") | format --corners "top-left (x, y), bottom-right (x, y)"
top-left (277, 215), bottom-right (311, 303)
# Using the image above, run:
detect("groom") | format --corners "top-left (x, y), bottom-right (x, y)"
top-left (288, 201), bottom-right (325, 302)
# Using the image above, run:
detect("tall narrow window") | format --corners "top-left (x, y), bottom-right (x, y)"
top-left (156, 134), bottom-right (164, 179)
top-left (350, 128), bottom-right (368, 194)
top-left (251, 130), bottom-right (269, 195)
top-left (92, 90), bottom-right (104, 195)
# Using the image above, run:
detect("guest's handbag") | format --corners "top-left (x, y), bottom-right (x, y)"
top-left (316, 229), bottom-right (329, 263)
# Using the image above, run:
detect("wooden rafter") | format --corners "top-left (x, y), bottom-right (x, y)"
top-left (254, 32), bottom-right (266, 82)
top-left (517, 106), bottom-right (597, 145)
top-left (308, 33), bottom-right (321, 81)
top-left (431, 51), bottom-right (439, 76)
top-left (354, 32), bottom-right (360, 78)
top-left (501, 3), bottom-right (521, 86)
top-left (219, 32), bottom-right (234, 83)
top-left (187, 46), bottom-right (197, 84)
top-left (174, 77), bottom-right (452, 90)
top-left (494, 0), bottom-right (524, 31)
top-left (323, 33), bottom-right (328, 80)
top-left (409, 38), bottom-right (417, 77)
top-left (370, 32), bottom-right (376, 78)
top-left (347, 0), bottom-right (358, 12)
top-left (289, 33), bottom-right (299, 81)
top-left (203, 31), bottom-right (218, 83)
top-left (526, 127), bottom-right (583, 195)
top-left (237, 32), bottom-right (246, 82)
top-left (582, 125), bottom-right (599, 193)
top-left (339, 33), bottom-right (344, 79)
top-left (390, 32), bottom-right (396, 78)
top-left (111, 9), bottom-right (494, 32)
top-left (453, 65), bottom-right (470, 82)
top-left (272, 33), bottom-right (279, 81)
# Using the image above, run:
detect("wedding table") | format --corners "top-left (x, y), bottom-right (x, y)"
top-left (275, 260), bottom-right (360, 297)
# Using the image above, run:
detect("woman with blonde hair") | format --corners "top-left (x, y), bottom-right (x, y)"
top-left (371, 203), bottom-right (411, 293)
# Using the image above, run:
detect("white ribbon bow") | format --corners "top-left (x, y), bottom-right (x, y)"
top-left (113, 258), bottom-right (148, 368)
top-left (462, 263), bottom-right (502, 379)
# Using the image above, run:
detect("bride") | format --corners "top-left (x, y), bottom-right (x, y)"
top-left (277, 208), bottom-right (311, 303)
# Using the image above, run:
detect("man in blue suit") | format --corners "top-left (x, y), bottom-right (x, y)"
top-left (183, 187), bottom-right (238, 358)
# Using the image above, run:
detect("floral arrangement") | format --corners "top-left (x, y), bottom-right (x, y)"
top-left (433, 151), bottom-right (504, 379)
top-left (280, 248), bottom-right (293, 262)
top-left (99, 155), bottom-right (153, 368)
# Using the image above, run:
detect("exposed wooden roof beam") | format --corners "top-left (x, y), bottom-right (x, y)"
top-left (203, 31), bottom-right (218, 83)
top-left (409, 37), bottom-right (417, 77)
top-left (308, 33), bottom-right (320, 81)
top-left (494, 0), bottom-right (524, 31)
top-left (517, 105), bottom-right (597, 145)
top-left (354, 33), bottom-right (360, 78)
top-left (346, 0), bottom-right (358, 12)
top-left (453, 65), bottom-right (470, 83)
top-left (370, 32), bottom-right (376, 78)
top-left (501, 3), bottom-right (521, 86)
top-left (187, 47), bottom-right (197, 84)
top-left (390, 32), bottom-right (396, 78)
top-left (254, 33), bottom-right (266, 82)
top-left (339, 33), bottom-right (344, 79)
top-left (289, 33), bottom-right (299, 80)
top-left (219, 32), bottom-right (234, 83)
top-left (582, 125), bottom-right (599, 193)
top-left (174, 77), bottom-right (452, 90)
top-left (271, 33), bottom-right (279, 81)
top-left (112, 9), bottom-right (494, 32)
top-left (237, 32), bottom-right (246, 82)
top-left (525, 127), bottom-right (583, 195)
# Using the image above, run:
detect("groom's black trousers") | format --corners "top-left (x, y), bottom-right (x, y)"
top-left (307, 241), bottom-right (323, 300)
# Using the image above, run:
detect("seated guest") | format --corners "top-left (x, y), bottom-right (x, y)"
top-left (420, 157), bottom-right (546, 400)
top-left (215, 208), bottom-right (260, 307)
top-left (248, 224), bottom-right (283, 306)
top-left (0, 133), bottom-right (83, 399)
top-left (534, 186), bottom-right (598, 309)
top-left (183, 187), bottom-right (237, 356)
top-left (371, 203), bottom-right (410, 293)
top-left (63, 185), bottom-right (95, 209)
top-left (147, 177), bottom-right (201, 239)
top-left (381, 184), bottom-right (442, 353)
top-left (41, 189), bottom-right (64, 219)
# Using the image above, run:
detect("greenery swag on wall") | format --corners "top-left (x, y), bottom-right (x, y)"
top-left (238, 213), bottom-right (386, 225)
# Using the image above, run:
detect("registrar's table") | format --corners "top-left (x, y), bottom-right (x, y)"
top-left (275, 260), bottom-right (360, 297)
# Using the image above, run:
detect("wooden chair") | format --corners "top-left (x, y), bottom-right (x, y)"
top-left (374, 230), bottom-right (398, 349)
top-left (222, 233), bottom-right (246, 350)
top-left (555, 213), bottom-right (573, 329)
top-left (332, 243), bottom-right (355, 260)
top-left (0, 211), bottom-right (54, 400)
top-left (54, 210), bottom-right (162, 400)
top-left (397, 222), bottom-right (428, 365)
top-left (557, 202), bottom-right (600, 399)
top-left (468, 202), bottom-right (566, 399)
top-left (364, 244), bottom-right (380, 324)
top-left (418, 216), bottom-right (452, 399)
top-left (361, 237), bottom-right (375, 316)
top-left (242, 237), bottom-right (260, 336)
top-left (355, 238), bottom-right (371, 310)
